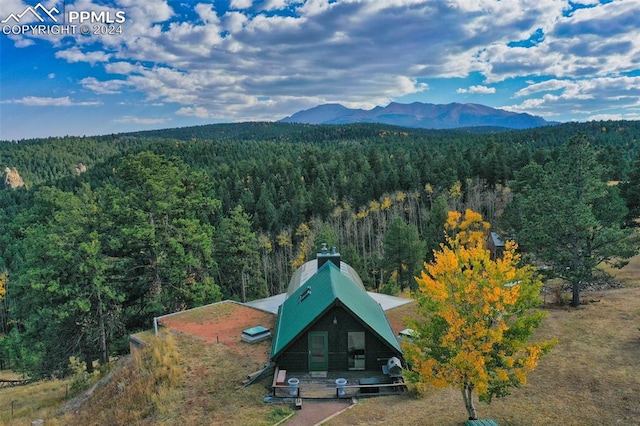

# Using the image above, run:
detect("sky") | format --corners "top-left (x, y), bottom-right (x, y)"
top-left (1, 0), bottom-right (639, 140)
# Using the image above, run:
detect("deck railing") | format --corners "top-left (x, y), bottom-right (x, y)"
top-left (271, 380), bottom-right (406, 398)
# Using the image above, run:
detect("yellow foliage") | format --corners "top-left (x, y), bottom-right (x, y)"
top-left (276, 230), bottom-right (292, 248)
top-left (257, 234), bottom-right (273, 252)
top-left (449, 181), bottom-right (462, 198)
top-left (290, 251), bottom-right (307, 270)
top-left (425, 183), bottom-right (434, 195)
top-left (356, 208), bottom-right (369, 219)
top-left (445, 209), bottom-right (489, 247)
top-left (405, 209), bottom-right (554, 406)
top-left (381, 196), bottom-right (393, 210)
top-left (294, 222), bottom-right (310, 238)
top-left (0, 271), bottom-right (6, 299)
top-left (291, 222), bottom-right (314, 269)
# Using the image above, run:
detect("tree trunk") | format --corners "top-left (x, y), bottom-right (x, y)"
top-left (84, 352), bottom-right (94, 374)
top-left (241, 269), bottom-right (246, 303)
top-left (97, 294), bottom-right (109, 365)
top-left (572, 280), bottom-right (581, 308)
top-left (462, 383), bottom-right (478, 420)
top-left (571, 245), bottom-right (581, 307)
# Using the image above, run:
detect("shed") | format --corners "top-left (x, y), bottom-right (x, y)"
top-left (487, 231), bottom-right (505, 260)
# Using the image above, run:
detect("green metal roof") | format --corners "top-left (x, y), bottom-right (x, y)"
top-left (465, 420), bottom-right (499, 426)
top-left (270, 261), bottom-right (401, 360)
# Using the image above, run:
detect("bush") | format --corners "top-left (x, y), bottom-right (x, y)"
top-left (381, 276), bottom-right (400, 296)
top-left (68, 356), bottom-right (98, 394)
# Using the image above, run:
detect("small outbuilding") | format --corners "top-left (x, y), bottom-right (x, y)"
top-left (487, 231), bottom-right (505, 260)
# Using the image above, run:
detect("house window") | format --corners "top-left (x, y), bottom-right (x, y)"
top-left (348, 332), bottom-right (365, 370)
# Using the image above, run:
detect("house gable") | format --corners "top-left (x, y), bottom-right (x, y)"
top-left (270, 261), bottom-right (401, 362)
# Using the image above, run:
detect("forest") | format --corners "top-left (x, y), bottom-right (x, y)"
top-left (0, 120), bottom-right (639, 378)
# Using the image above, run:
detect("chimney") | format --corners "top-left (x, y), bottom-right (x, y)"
top-left (317, 243), bottom-right (340, 269)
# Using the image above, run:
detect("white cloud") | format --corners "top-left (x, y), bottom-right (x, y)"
top-left (260, 0), bottom-right (294, 11)
top-left (586, 112), bottom-right (640, 121)
top-left (503, 75), bottom-right (640, 119)
top-left (230, 0), bottom-right (253, 10)
top-left (115, 0), bottom-right (174, 24)
top-left (194, 3), bottom-right (220, 24)
top-left (296, 0), bottom-right (334, 16)
top-left (457, 85), bottom-right (496, 94)
top-left (55, 47), bottom-right (111, 64)
top-left (80, 0), bottom-right (619, 121)
top-left (3, 96), bottom-right (101, 106)
top-left (114, 116), bottom-right (168, 124)
top-left (10, 35), bottom-right (35, 48)
top-left (514, 79), bottom-right (571, 97)
top-left (176, 106), bottom-right (211, 118)
top-left (482, 0), bottom-right (640, 82)
top-left (9, 0), bottom-right (640, 127)
top-left (223, 11), bottom-right (249, 32)
top-left (80, 77), bottom-right (129, 94)
top-left (105, 61), bottom-right (143, 75)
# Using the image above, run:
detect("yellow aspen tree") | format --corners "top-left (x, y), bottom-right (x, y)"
top-left (404, 209), bottom-right (555, 420)
top-left (381, 195), bottom-right (393, 210)
top-left (0, 271), bottom-right (6, 299)
top-left (291, 222), bottom-right (313, 269)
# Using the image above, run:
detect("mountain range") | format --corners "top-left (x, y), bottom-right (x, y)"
top-left (279, 102), bottom-right (554, 130)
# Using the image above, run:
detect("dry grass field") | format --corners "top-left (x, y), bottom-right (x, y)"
top-left (62, 333), bottom-right (292, 426)
top-left (329, 287), bottom-right (640, 425)
top-left (328, 257), bottom-right (640, 425)
top-left (2, 255), bottom-right (640, 425)
top-left (0, 374), bottom-right (71, 425)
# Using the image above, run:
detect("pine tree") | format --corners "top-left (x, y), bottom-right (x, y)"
top-left (502, 135), bottom-right (637, 306)
top-left (214, 205), bottom-right (267, 301)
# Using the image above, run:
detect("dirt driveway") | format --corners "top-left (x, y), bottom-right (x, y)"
top-left (285, 399), bottom-right (354, 425)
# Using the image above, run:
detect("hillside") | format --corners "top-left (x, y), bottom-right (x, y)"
top-left (280, 102), bottom-right (553, 129)
top-left (4, 263), bottom-right (640, 425)
top-left (2, 120), bottom-right (638, 189)
top-left (0, 119), bottom-right (639, 402)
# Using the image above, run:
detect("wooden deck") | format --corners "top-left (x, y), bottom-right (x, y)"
top-left (271, 369), bottom-right (407, 399)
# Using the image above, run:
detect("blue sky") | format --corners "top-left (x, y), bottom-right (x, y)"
top-left (1, 0), bottom-right (639, 140)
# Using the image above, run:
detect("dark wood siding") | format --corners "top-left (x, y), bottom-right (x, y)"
top-left (277, 334), bottom-right (308, 371)
top-left (275, 305), bottom-right (401, 372)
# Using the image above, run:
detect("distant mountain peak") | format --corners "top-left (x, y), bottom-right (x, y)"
top-left (279, 101), bottom-right (553, 130)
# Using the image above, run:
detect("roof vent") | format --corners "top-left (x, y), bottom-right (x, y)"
top-left (299, 286), bottom-right (311, 303)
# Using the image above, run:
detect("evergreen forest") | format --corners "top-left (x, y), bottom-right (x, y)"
top-left (1, 120), bottom-right (639, 378)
